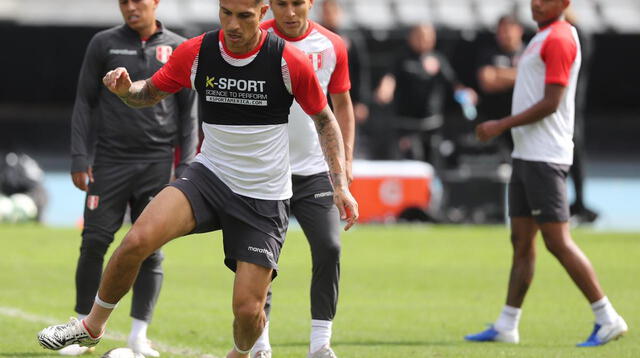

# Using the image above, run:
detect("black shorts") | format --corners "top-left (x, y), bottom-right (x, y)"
top-left (170, 162), bottom-right (289, 277)
top-left (509, 159), bottom-right (570, 223)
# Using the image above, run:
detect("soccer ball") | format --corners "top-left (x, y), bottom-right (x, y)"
top-left (101, 347), bottom-right (144, 358)
top-left (10, 193), bottom-right (38, 222)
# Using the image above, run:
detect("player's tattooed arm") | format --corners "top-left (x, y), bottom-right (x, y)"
top-left (312, 105), bottom-right (359, 230)
top-left (119, 79), bottom-right (171, 108)
top-left (312, 106), bottom-right (347, 189)
top-left (103, 67), bottom-right (171, 108)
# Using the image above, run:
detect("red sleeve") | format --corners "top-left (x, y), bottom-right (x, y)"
top-left (540, 26), bottom-right (577, 86)
top-left (283, 43), bottom-right (328, 115)
top-left (322, 29), bottom-right (351, 94)
top-left (151, 34), bottom-right (204, 93)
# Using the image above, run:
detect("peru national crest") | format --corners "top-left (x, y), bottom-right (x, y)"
top-left (156, 45), bottom-right (173, 64)
top-left (87, 195), bottom-right (99, 211)
top-left (308, 52), bottom-right (323, 71)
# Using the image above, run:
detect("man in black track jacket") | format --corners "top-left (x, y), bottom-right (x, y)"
top-left (65, 0), bottom-right (197, 356)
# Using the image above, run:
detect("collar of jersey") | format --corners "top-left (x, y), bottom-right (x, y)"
top-left (538, 19), bottom-right (566, 32)
top-left (219, 29), bottom-right (267, 59)
top-left (271, 20), bottom-right (314, 42)
top-left (122, 20), bottom-right (164, 41)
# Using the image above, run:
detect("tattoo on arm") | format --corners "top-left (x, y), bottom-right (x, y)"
top-left (313, 108), bottom-right (347, 188)
top-left (119, 79), bottom-right (171, 108)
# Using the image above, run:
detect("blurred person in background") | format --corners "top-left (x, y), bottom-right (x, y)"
top-left (564, 6), bottom-right (599, 224)
top-left (64, 0), bottom-right (198, 355)
top-left (476, 15), bottom-right (524, 160)
top-left (467, 0), bottom-right (626, 346)
top-left (374, 24), bottom-right (477, 163)
top-left (257, 0), bottom-right (356, 356)
top-left (320, 0), bottom-right (372, 158)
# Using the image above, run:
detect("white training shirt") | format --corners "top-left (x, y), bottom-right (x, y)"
top-left (262, 19), bottom-right (351, 176)
top-left (152, 30), bottom-right (327, 200)
top-left (511, 20), bottom-right (581, 165)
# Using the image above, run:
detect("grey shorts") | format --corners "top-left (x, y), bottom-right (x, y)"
top-left (509, 159), bottom-right (570, 223)
top-left (170, 162), bottom-right (289, 277)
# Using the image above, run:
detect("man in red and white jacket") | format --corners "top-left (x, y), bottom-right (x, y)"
top-left (254, 1), bottom-right (355, 357)
top-left (467, 0), bottom-right (627, 347)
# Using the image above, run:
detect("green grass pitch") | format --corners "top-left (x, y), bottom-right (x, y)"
top-left (0, 224), bottom-right (637, 357)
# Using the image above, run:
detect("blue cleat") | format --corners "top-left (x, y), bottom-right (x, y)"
top-left (577, 316), bottom-right (628, 347)
top-left (464, 325), bottom-right (519, 343)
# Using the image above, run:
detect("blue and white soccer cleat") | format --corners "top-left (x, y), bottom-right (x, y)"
top-left (577, 316), bottom-right (628, 347)
top-left (464, 325), bottom-right (519, 343)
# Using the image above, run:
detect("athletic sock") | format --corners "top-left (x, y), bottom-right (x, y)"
top-left (253, 321), bottom-right (271, 352)
top-left (129, 318), bottom-right (149, 342)
top-left (591, 296), bottom-right (618, 325)
top-left (494, 305), bottom-right (522, 332)
top-left (310, 319), bottom-right (332, 353)
top-left (77, 313), bottom-right (88, 321)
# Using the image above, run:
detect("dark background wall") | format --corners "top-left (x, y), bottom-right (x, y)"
top-left (0, 23), bottom-right (638, 167)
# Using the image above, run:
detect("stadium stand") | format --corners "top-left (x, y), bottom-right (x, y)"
top-left (0, 0), bottom-right (640, 33)
top-left (434, 0), bottom-right (477, 30)
top-left (2, 0), bottom-right (639, 33)
top-left (393, 0), bottom-right (433, 27)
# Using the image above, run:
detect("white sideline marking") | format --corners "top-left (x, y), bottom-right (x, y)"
top-left (0, 306), bottom-right (219, 358)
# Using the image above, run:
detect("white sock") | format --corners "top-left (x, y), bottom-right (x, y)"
top-left (310, 320), bottom-right (332, 353)
top-left (77, 313), bottom-right (87, 321)
top-left (591, 296), bottom-right (618, 325)
top-left (252, 321), bottom-right (271, 352)
top-left (130, 318), bottom-right (149, 342)
top-left (494, 305), bottom-right (522, 332)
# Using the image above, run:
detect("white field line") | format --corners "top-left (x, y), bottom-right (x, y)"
top-left (0, 306), bottom-right (219, 358)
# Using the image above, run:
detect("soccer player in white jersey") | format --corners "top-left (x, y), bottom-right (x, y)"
top-left (253, 1), bottom-right (355, 357)
top-left (465, 0), bottom-right (627, 346)
top-left (36, 1), bottom-right (358, 358)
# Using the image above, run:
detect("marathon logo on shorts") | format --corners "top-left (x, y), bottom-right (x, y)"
top-left (155, 45), bottom-right (173, 64)
top-left (87, 195), bottom-right (100, 210)
top-left (308, 52), bottom-right (323, 71)
top-left (203, 75), bottom-right (269, 106)
top-left (314, 191), bottom-right (333, 199)
top-left (248, 246), bottom-right (274, 258)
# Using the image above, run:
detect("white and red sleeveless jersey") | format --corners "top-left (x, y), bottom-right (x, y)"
top-left (261, 19), bottom-right (351, 176)
top-left (511, 20), bottom-right (581, 165)
top-left (152, 29), bottom-right (327, 200)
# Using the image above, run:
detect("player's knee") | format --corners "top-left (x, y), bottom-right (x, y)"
top-left (120, 227), bottom-right (155, 260)
top-left (233, 297), bottom-right (263, 323)
top-left (79, 235), bottom-right (110, 259)
top-left (542, 236), bottom-right (570, 257)
top-left (80, 227), bottom-right (113, 256)
top-left (510, 234), bottom-right (535, 258)
top-left (313, 238), bottom-right (341, 262)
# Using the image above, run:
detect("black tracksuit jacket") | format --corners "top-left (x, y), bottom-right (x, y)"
top-left (70, 22), bottom-right (197, 175)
